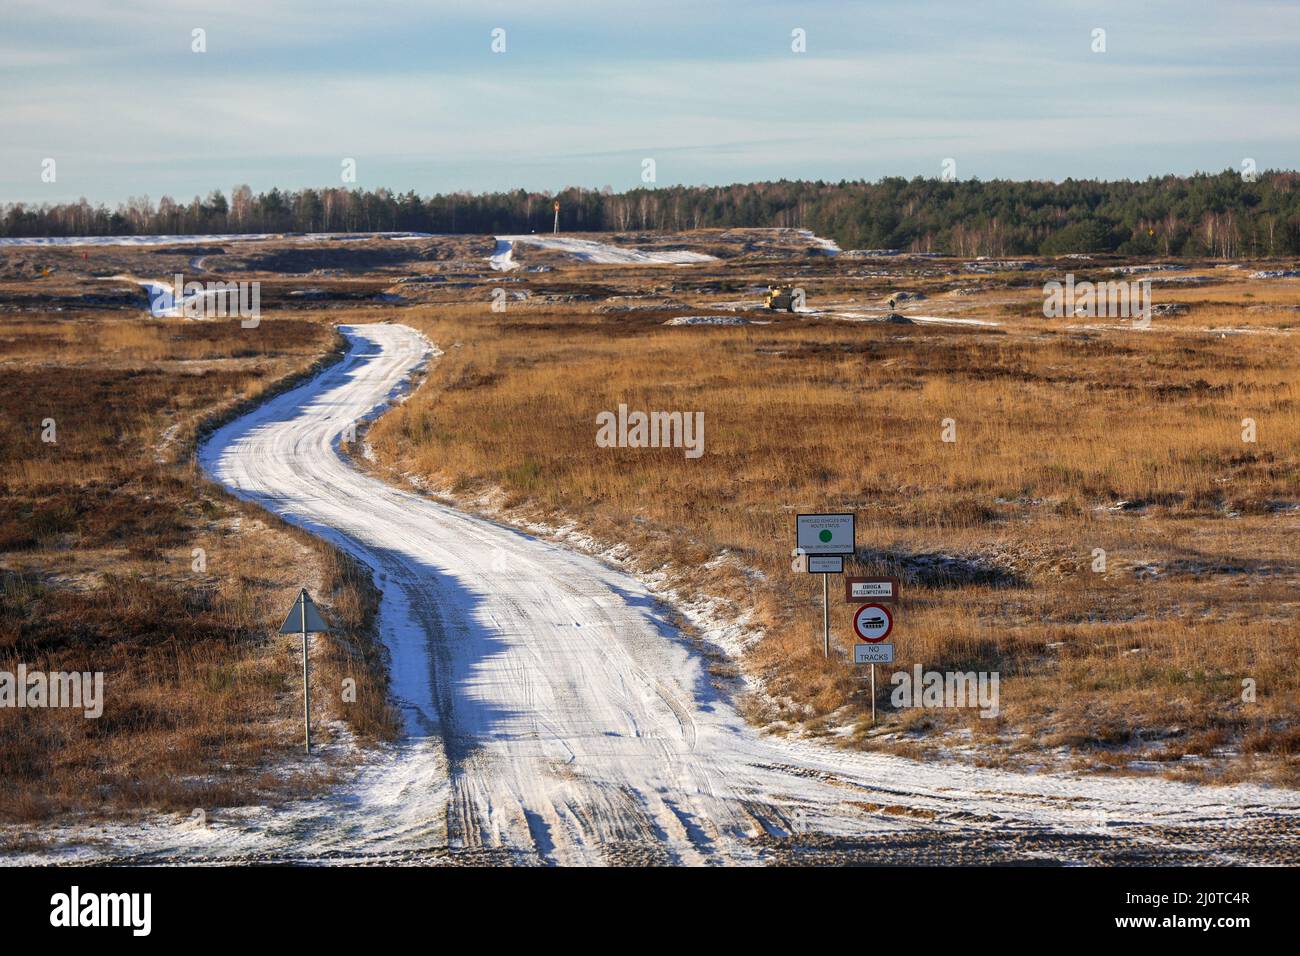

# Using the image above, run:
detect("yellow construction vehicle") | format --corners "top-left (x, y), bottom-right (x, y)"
top-left (764, 286), bottom-right (799, 311)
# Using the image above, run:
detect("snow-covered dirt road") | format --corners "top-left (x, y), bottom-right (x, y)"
top-left (101, 274), bottom-right (229, 317)
top-left (489, 235), bottom-right (716, 270)
top-left (16, 322), bottom-right (1296, 866)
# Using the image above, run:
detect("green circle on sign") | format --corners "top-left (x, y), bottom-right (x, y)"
top-left (819, 529), bottom-right (833, 542)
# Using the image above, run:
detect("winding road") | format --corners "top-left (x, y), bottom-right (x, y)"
top-left (113, 322), bottom-right (1300, 865)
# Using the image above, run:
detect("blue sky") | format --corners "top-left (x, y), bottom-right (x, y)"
top-left (3, 0), bottom-right (1297, 205)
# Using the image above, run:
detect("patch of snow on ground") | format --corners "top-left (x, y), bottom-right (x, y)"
top-left (488, 238), bottom-right (517, 271)
top-left (0, 231), bottom-right (433, 248)
top-left (793, 228), bottom-right (842, 255)
top-left (664, 315), bottom-right (752, 326)
top-left (906, 314), bottom-right (1001, 327)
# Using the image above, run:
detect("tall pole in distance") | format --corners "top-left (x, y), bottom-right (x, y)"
top-left (300, 591), bottom-right (311, 754)
top-left (822, 572), bottom-right (830, 658)
top-left (553, 200), bottom-right (560, 234)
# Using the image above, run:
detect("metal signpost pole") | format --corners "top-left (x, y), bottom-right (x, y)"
top-left (300, 592), bottom-right (311, 755)
top-left (822, 572), bottom-right (830, 658)
top-left (280, 588), bottom-right (333, 757)
top-left (797, 514), bottom-right (853, 660)
top-left (852, 598), bottom-right (895, 727)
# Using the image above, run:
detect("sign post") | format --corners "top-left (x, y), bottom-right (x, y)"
top-left (278, 589), bottom-right (335, 754)
top-left (822, 572), bottom-right (829, 657)
top-left (852, 601), bottom-right (896, 726)
top-left (796, 514), bottom-right (855, 658)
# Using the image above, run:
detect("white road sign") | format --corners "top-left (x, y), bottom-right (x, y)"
top-left (807, 555), bottom-right (844, 574)
top-left (796, 513), bottom-right (855, 555)
top-left (846, 577), bottom-right (899, 602)
top-left (854, 643), bottom-right (895, 665)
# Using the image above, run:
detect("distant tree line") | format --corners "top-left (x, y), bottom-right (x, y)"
top-left (6, 171), bottom-right (1300, 257)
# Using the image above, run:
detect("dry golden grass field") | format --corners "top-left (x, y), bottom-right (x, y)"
top-left (1, 231), bottom-right (1297, 829)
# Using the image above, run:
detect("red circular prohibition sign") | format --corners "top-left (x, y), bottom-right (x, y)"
top-left (853, 603), bottom-right (893, 643)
